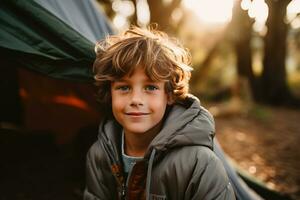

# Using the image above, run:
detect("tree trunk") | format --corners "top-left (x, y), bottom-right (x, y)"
top-left (261, 0), bottom-right (293, 105)
top-left (231, 1), bottom-right (258, 101)
top-left (96, 0), bottom-right (115, 20)
top-left (129, 0), bottom-right (138, 26)
top-left (148, 0), bottom-right (182, 33)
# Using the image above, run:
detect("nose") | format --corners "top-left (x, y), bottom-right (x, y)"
top-left (130, 89), bottom-right (143, 106)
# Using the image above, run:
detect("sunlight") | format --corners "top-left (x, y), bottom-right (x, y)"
top-left (241, 0), bottom-right (268, 34)
top-left (241, 0), bottom-right (251, 10)
top-left (242, 0), bottom-right (300, 32)
top-left (247, 0), bottom-right (268, 24)
top-left (287, 0), bottom-right (300, 15)
top-left (112, 0), bottom-right (134, 17)
top-left (113, 14), bottom-right (129, 30)
top-left (112, 0), bottom-right (134, 30)
top-left (182, 0), bottom-right (233, 24)
top-left (136, 0), bottom-right (150, 27)
top-left (287, 0), bottom-right (300, 29)
top-left (110, 0), bottom-right (300, 31)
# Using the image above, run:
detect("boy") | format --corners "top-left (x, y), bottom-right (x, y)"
top-left (84, 26), bottom-right (236, 200)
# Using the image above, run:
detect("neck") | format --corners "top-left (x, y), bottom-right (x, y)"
top-left (124, 121), bottom-right (163, 157)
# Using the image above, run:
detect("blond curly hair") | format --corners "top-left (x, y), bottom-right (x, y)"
top-left (93, 26), bottom-right (192, 116)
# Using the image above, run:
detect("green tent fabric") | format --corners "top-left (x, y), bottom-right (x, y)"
top-left (0, 0), bottom-right (98, 82)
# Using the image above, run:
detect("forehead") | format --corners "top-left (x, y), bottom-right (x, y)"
top-left (123, 67), bottom-right (147, 78)
top-left (115, 67), bottom-right (163, 82)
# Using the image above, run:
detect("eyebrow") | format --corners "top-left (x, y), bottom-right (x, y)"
top-left (114, 76), bottom-right (155, 82)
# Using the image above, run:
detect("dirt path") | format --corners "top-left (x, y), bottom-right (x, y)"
top-left (214, 106), bottom-right (300, 200)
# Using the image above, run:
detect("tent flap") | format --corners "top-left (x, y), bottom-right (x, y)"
top-left (0, 0), bottom-right (105, 81)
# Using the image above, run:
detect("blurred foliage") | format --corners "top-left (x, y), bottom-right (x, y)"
top-left (96, 0), bottom-right (300, 107)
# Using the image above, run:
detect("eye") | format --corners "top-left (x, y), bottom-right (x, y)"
top-left (116, 85), bottom-right (130, 92)
top-left (145, 85), bottom-right (159, 91)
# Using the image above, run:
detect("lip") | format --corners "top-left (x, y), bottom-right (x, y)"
top-left (125, 112), bottom-right (150, 116)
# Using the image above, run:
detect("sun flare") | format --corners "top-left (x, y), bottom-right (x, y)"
top-left (182, 0), bottom-right (234, 24)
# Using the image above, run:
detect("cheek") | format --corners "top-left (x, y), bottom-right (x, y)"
top-left (111, 92), bottom-right (124, 111)
top-left (150, 95), bottom-right (168, 112)
top-left (111, 98), bottom-right (125, 122)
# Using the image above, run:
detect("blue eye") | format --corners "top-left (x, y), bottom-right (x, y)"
top-left (145, 85), bottom-right (158, 91)
top-left (116, 86), bottom-right (130, 91)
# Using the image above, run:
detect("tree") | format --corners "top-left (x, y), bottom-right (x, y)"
top-left (230, 0), bottom-right (257, 101)
top-left (261, 0), bottom-right (297, 105)
top-left (96, 0), bottom-right (115, 20)
top-left (148, 0), bottom-right (182, 33)
top-left (231, 0), bottom-right (299, 106)
top-left (97, 0), bottom-right (183, 33)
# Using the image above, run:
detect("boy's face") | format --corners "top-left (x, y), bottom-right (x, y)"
top-left (111, 67), bottom-right (170, 136)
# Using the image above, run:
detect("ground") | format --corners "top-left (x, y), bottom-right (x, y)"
top-left (213, 104), bottom-right (300, 200)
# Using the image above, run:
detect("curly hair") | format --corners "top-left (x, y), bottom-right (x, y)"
top-left (93, 26), bottom-right (192, 116)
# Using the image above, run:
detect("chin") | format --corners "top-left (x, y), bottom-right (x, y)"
top-left (127, 129), bottom-right (149, 134)
top-left (125, 125), bottom-right (153, 134)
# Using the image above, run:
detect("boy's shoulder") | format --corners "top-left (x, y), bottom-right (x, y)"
top-left (155, 145), bottom-right (219, 175)
top-left (163, 145), bottom-right (216, 164)
top-left (154, 145), bottom-right (230, 186)
top-left (87, 140), bottom-right (108, 163)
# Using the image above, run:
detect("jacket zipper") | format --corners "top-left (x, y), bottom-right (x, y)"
top-left (121, 183), bottom-right (126, 200)
top-left (121, 162), bottom-right (136, 200)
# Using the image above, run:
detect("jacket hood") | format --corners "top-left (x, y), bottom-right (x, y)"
top-left (97, 95), bottom-right (215, 161)
top-left (145, 95), bottom-right (215, 157)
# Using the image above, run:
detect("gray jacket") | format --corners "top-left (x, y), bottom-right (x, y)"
top-left (84, 96), bottom-right (236, 200)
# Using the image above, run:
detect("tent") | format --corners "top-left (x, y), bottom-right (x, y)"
top-left (0, 1), bottom-right (113, 199)
top-left (0, 0), bottom-right (113, 143)
top-left (0, 0), bottom-right (113, 81)
top-left (0, 0), bottom-right (292, 199)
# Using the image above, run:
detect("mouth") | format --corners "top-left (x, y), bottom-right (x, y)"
top-left (125, 112), bottom-right (150, 116)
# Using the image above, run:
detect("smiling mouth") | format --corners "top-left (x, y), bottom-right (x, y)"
top-left (125, 112), bottom-right (149, 116)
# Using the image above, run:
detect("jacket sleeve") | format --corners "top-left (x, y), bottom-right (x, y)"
top-left (84, 142), bottom-right (115, 200)
top-left (186, 148), bottom-right (236, 200)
